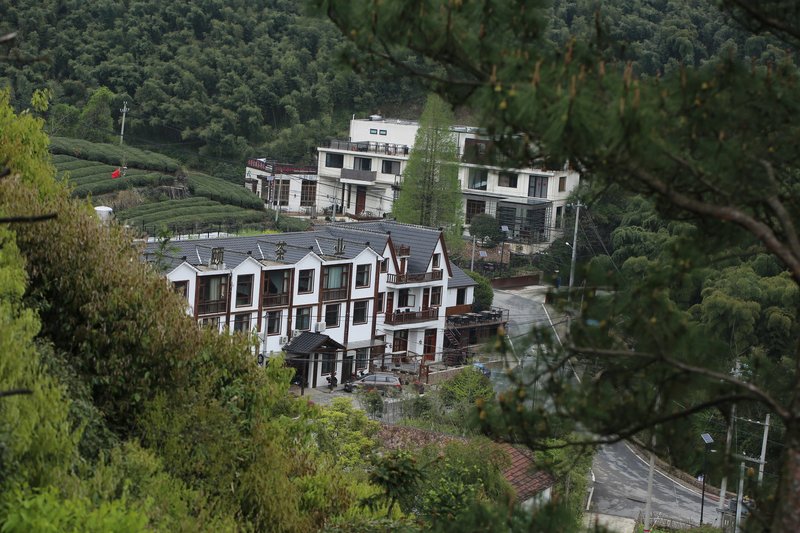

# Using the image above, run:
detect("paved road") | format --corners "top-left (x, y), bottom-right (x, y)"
top-left (592, 441), bottom-right (720, 527)
top-left (492, 287), bottom-right (551, 340)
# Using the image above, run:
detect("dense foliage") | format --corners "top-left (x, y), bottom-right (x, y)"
top-left (0, 0), bottom-right (426, 169)
top-left (316, 0), bottom-right (800, 529)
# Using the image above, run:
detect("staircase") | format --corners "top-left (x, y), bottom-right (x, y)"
top-left (444, 327), bottom-right (463, 349)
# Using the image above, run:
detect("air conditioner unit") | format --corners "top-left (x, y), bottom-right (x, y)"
top-left (292, 329), bottom-right (303, 337)
top-left (314, 321), bottom-right (326, 333)
top-left (279, 336), bottom-right (288, 345)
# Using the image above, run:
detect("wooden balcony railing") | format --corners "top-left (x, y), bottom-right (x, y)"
top-left (262, 293), bottom-right (289, 307)
top-left (322, 287), bottom-right (348, 301)
top-left (385, 308), bottom-right (439, 325)
top-left (387, 269), bottom-right (442, 284)
top-left (197, 298), bottom-right (226, 315)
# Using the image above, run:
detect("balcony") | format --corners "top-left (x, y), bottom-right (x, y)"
top-left (340, 168), bottom-right (377, 183)
top-left (328, 139), bottom-right (410, 156)
top-left (445, 307), bottom-right (509, 328)
top-left (262, 293), bottom-right (289, 307)
top-left (246, 159), bottom-right (316, 175)
top-left (385, 308), bottom-right (439, 325)
top-left (197, 298), bottom-right (226, 315)
top-left (387, 270), bottom-right (442, 285)
top-left (322, 287), bottom-right (348, 301)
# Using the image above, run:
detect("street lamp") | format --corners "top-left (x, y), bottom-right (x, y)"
top-left (700, 433), bottom-right (714, 524)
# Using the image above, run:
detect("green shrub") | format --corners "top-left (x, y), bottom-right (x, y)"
top-left (50, 137), bottom-right (180, 172)
top-left (188, 173), bottom-right (263, 210)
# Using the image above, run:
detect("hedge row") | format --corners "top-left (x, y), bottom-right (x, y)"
top-left (72, 173), bottom-right (175, 197)
top-left (119, 197), bottom-right (221, 219)
top-left (188, 173), bottom-right (263, 211)
top-left (50, 136), bottom-right (180, 172)
top-left (122, 204), bottom-right (267, 227)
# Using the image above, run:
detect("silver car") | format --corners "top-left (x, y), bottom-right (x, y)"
top-left (346, 373), bottom-right (402, 394)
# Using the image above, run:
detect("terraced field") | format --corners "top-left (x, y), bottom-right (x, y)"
top-left (50, 139), bottom-right (268, 233)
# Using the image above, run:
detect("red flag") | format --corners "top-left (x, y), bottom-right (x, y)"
top-left (111, 168), bottom-right (121, 179)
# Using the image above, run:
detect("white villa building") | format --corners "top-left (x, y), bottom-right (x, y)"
top-left (314, 116), bottom-right (580, 250)
top-left (144, 221), bottom-right (507, 390)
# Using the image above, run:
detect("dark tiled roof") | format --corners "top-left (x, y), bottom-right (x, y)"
top-left (284, 332), bottom-right (345, 354)
top-left (333, 221), bottom-right (442, 273)
top-left (499, 443), bottom-right (555, 502)
top-left (449, 263), bottom-right (477, 288)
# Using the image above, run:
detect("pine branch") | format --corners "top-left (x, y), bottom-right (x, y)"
top-left (570, 345), bottom-right (790, 420)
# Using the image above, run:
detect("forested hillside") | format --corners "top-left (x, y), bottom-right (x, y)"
top-left (1, 0), bottom-right (787, 178)
top-left (0, 0), bottom-right (424, 171)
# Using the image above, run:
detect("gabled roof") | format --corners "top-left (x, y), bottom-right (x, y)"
top-left (449, 263), bottom-right (477, 289)
top-left (499, 443), bottom-right (555, 502)
top-left (143, 221), bottom-right (450, 276)
top-left (284, 332), bottom-right (345, 355)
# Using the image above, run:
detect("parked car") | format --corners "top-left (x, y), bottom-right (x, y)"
top-left (345, 373), bottom-right (402, 394)
top-left (472, 362), bottom-right (491, 378)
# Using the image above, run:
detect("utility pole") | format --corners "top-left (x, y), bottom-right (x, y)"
top-left (719, 404), bottom-right (736, 515)
top-left (470, 235), bottom-right (476, 271)
top-left (735, 461), bottom-right (745, 533)
top-left (759, 413), bottom-right (770, 484)
top-left (274, 175), bottom-right (282, 223)
top-left (567, 202), bottom-right (584, 301)
top-left (331, 182), bottom-right (338, 222)
top-left (119, 101), bottom-right (129, 145)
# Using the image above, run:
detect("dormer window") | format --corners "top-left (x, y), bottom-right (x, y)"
top-left (432, 254), bottom-right (441, 269)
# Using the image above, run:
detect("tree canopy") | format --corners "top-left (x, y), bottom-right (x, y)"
top-left (393, 94), bottom-right (462, 238)
top-left (315, 0), bottom-right (800, 528)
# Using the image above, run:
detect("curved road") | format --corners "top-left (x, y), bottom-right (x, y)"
top-left (592, 441), bottom-right (721, 527)
top-left (492, 287), bottom-right (722, 528)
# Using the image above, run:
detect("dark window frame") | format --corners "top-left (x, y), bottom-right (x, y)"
top-left (353, 300), bottom-right (369, 324)
top-left (300, 180), bottom-right (316, 207)
top-left (295, 307), bottom-right (312, 331)
top-left (498, 171), bottom-right (518, 188)
top-left (325, 304), bottom-right (340, 328)
top-left (233, 313), bottom-right (251, 332)
top-left (266, 311), bottom-right (282, 335)
top-left (325, 153), bottom-right (344, 168)
top-left (298, 269), bottom-right (314, 294)
top-left (235, 274), bottom-right (253, 307)
top-left (355, 264), bottom-right (371, 288)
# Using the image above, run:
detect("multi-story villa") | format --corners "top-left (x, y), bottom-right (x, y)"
top-left (144, 221), bottom-right (507, 389)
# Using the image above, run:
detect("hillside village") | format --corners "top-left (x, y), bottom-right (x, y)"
top-left (2, 1), bottom-right (800, 532)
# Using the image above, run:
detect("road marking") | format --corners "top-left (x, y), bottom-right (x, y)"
top-left (623, 442), bottom-right (705, 497)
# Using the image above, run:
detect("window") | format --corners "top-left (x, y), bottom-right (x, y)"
top-left (465, 199), bottom-right (486, 223)
top-left (295, 307), bottom-right (312, 331)
top-left (463, 138), bottom-right (490, 164)
top-left (322, 265), bottom-right (349, 300)
top-left (432, 253), bottom-right (441, 269)
top-left (298, 269), bottom-right (314, 293)
top-left (430, 286), bottom-right (442, 307)
top-left (555, 206), bottom-right (563, 229)
top-left (356, 264), bottom-right (371, 288)
top-left (300, 180), bottom-right (316, 207)
top-left (172, 280), bottom-right (188, 298)
top-left (322, 352), bottom-right (335, 374)
top-left (379, 129), bottom-right (387, 135)
top-left (370, 128), bottom-right (378, 134)
top-left (468, 168), bottom-right (488, 190)
top-left (381, 259), bottom-right (389, 273)
top-left (457, 288), bottom-right (466, 305)
top-left (398, 289), bottom-right (415, 308)
top-left (199, 316), bottom-right (220, 329)
top-left (353, 300), bottom-right (368, 324)
top-left (263, 270), bottom-right (290, 307)
top-left (198, 275), bottom-right (228, 314)
top-left (558, 175), bottom-right (567, 192)
top-left (236, 274), bottom-right (253, 307)
top-left (275, 179), bottom-right (290, 206)
top-left (356, 348), bottom-right (369, 370)
top-left (381, 160), bottom-right (401, 174)
top-left (325, 153), bottom-right (344, 168)
top-left (529, 175), bottom-right (548, 198)
top-left (377, 292), bottom-right (384, 313)
top-left (233, 313), bottom-right (250, 332)
top-left (266, 311), bottom-right (281, 335)
top-left (354, 157), bottom-right (372, 171)
top-left (498, 172), bottom-right (518, 188)
top-left (325, 304), bottom-right (340, 327)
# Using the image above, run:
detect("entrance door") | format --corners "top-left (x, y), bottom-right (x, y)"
top-left (342, 355), bottom-right (353, 381)
top-left (422, 288), bottom-right (430, 310)
top-left (392, 330), bottom-right (408, 354)
top-left (423, 328), bottom-right (437, 361)
top-left (386, 292), bottom-right (394, 318)
top-left (356, 185), bottom-right (367, 214)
